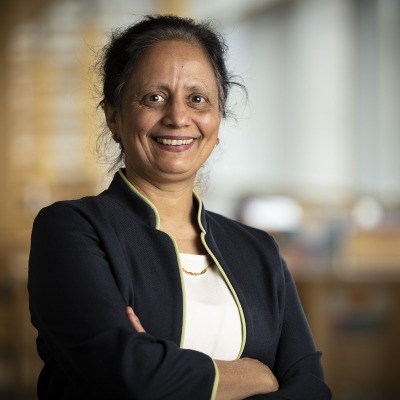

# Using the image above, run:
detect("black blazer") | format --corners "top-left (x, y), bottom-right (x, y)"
top-left (28, 170), bottom-right (331, 399)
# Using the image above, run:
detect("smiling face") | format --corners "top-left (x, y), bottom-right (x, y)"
top-left (105, 40), bottom-right (221, 187)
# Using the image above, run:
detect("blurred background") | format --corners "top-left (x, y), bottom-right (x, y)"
top-left (0, 0), bottom-right (399, 399)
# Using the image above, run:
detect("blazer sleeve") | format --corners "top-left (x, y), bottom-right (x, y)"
top-left (28, 203), bottom-right (217, 400)
top-left (249, 259), bottom-right (332, 400)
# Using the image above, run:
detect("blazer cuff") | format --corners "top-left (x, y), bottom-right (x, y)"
top-left (211, 359), bottom-right (220, 400)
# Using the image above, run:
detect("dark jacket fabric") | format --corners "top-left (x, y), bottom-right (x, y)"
top-left (28, 170), bottom-right (332, 400)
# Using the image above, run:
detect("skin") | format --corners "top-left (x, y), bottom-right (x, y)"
top-left (105, 40), bottom-right (279, 398)
top-left (105, 40), bottom-right (221, 253)
top-left (126, 306), bottom-right (279, 399)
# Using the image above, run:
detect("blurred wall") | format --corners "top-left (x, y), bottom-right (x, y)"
top-left (0, 1), bottom-right (399, 399)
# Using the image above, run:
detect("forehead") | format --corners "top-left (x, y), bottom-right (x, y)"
top-left (130, 40), bottom-right (218, 89)
top-left (139, 39), bottom-right (210, 65)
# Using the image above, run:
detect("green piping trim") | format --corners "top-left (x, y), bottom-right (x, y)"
top-left (211, 360), bottom-right (219, 400)
top-left (118, 169), bottom-right (187, 347)
top-left (200, 233), bottom-right (247, 358)
top-left (118, 170), bottom-right (161, 229)
top-left (193, 191), bottom-right (207, 234)
top-left (195, 194), bottom-right (247, 359)
top-left (174, 244), bottom-right (187, 348)
top-left (119, 173), bottom-right (245, 358)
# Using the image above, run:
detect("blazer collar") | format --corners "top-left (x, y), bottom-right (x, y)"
top-left (104, 169), bottom-right (208, 232)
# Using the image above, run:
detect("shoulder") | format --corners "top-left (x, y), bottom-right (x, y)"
top-left (32, 194), bottom-right (114, 239)
top-left (34, 196), bottom-right (98, 221)
top-left (205, 209), bottom-right (279, 250)
top-left (33, 187), bottom-right (122, 225)
top-left (203, 209), bottom-right (285, 278)
top-left (204, 210), bottom-right (291, 305)
top-left (31, 199), bottom-right (93, 239)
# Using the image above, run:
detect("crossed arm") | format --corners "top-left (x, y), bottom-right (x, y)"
top-left (125, 306), bottom-right (279, 400)
top-left (29, 204), bottom-right (330, 400)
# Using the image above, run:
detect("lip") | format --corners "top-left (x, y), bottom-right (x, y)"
top-left (151, 135), bottom-right (199, 152)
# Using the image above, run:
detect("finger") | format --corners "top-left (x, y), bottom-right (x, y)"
top-left (125, 306), bottom-right (146, 333)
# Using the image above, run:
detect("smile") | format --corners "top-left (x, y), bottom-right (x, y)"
top-left (156, 138), bottom-right (195, 146)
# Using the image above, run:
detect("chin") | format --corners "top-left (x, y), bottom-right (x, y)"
top-left (156, 167), bottom-right (197, 182)
top-left (157, 162), bottom-right (197, 176)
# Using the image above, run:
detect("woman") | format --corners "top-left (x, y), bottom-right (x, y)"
top-left (28, 15), bottom-right (332, 400)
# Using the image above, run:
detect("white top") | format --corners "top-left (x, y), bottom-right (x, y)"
top-left (180, 253), bottom-right (242, 361)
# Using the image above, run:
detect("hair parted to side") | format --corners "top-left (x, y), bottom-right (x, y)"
top-left (95, 14), bottom-right (245, 173)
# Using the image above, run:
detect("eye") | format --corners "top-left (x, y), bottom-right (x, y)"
top-left (188, 94), bottom-right (211, 110)
top-left (142, 93), bottom-right (166, 103)
top-left (190, 95), bottom-right (206, 104)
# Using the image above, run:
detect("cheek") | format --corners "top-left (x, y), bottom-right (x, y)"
top-left (198, 114), bottom-right (220, 134)
top-left (123, 113), bottom-right (155, 137)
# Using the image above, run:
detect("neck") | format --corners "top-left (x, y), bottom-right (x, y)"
top-left (124, 170), bottom-right (205, 254)
top-left (125, 170), bottom-right (196, 226)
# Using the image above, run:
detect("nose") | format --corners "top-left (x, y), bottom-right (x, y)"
top-left (161, 97), bottom-right (190, 128)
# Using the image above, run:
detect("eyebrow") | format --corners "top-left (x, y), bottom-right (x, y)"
top-left (139, 82), bottom-right (213, 93)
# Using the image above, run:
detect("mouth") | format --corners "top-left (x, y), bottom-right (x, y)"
top-left (155, 137), bottom-right (195, 146)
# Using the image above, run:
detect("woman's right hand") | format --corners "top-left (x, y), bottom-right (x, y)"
top-left (125, 306), bottom-right (146, 333)
top-left (215, 358), bottom-right (279, 400)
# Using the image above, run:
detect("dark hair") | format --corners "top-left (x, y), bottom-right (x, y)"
top-left (96, 14), bottom-right (244, 172)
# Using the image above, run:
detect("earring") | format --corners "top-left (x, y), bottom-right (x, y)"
top-left (215, 137), bottom-right (220, 147)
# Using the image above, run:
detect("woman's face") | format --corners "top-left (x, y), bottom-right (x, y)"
top-left (106, 40), bottom-right (221, 186)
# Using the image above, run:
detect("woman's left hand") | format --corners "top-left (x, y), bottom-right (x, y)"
top-left (125, 306), bottom-right (146, 333)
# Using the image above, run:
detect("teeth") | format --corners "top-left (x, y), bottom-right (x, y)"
top-left (156, 138), bottom-right (194, 146)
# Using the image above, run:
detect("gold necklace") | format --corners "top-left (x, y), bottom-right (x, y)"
top-left (181, 262), bottom-right (212, 276)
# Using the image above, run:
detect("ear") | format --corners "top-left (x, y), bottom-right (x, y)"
top-left (104, 102), bottom-right (120, 138)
